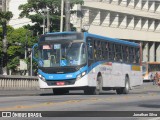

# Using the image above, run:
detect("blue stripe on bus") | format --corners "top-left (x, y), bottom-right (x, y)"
top-left (38, 65), bottom-right (88, 81)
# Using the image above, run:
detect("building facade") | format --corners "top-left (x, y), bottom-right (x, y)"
top-left (71, 0), bottom-right (160, 62)
top-left (0, 0), bottom-right (32, 28)
top-left (0, 0), bottom-right (2, 11)
top-left (0, 0), bottom-right (7, 11)
top-left (8, 0), bottom-right (32, 28)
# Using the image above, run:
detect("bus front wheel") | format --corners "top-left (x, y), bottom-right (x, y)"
top-left (84, 76), bottom-right (102, 95)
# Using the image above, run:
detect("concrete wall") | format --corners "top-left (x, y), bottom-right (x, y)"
top-left (0, 75), bottom-right (39, 90)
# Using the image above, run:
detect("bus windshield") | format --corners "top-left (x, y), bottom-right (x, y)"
top-left (39, 42), bottom-right (87, 67)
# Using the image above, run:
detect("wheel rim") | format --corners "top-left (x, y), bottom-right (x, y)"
top-left (125, 77), bottom-right (130, 94)
top-left (126, 80), bottom-right (129, 90)
top-left (96, 80), bottom-right (100, 90)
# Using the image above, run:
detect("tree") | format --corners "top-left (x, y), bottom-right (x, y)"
top-left (7, 27), bottom-right (37, 74)
top-left (19, 0), bottom-right (83, 34)
top-left (0, 11), bottom-right (13, 75)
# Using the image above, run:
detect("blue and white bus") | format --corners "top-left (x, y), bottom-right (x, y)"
top-left (33, 32), bottom-right (143, 95)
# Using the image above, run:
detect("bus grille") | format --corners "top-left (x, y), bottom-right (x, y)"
top-left (46, 79), bottom-right (76, 86)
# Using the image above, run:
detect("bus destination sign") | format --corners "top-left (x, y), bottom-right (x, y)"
top-left (45, 34), bottom-right (77, 41)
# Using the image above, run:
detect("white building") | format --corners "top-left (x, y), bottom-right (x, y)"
top-left (71, 0), bottom-right (160, 62)
top-left (8, 0), bottom-right (32, 28)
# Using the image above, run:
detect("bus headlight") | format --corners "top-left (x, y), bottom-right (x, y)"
top-left (38, 74), bottom-right (46, 81)
top-left (81, 71), bottom-right (86, 77)
top-left (76, 71), bottom-right (86, 80)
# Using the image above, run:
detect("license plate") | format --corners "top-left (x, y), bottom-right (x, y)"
top-left (56, 81), bottom-right (65, 86)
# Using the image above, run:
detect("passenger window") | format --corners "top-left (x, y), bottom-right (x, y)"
top-left (129, 48), bottom-right (134, 63)
top-left (109, 43), bottom-right (115, 61)
top-left (87, 37), bottom-right (94, 66)
top-left (102, 42), bottom-right (109, 60)
top-left (122, 46), bottom-right (129, 63)
top-left (94, 40), bottom-right (102, 61)
top-left (135, 48), bottom-right (140, 64)
top-left (115, 44), bottom-right (122, 62)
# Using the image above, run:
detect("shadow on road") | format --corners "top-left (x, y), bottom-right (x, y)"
top-left (139, 104), bottom-right (160, 108)
top-left (39, 92), bottom-right (117, 96)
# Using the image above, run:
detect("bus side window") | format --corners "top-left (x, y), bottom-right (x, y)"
top-left (109, 43), bottom-right (114, 61)
top-left (94, 40), bottom-right (101, 61)
top-left (102, 42), bottom-right (108, 60)
top-left (115, 44), bottom-right (122, 62)
top-left (87, 37), bottom-right (94, 66)
top-left (129, 47), bottom-right (134, 63)
top-left (133, 48), bottom-right (136, 63)
top-left (135, 48), bottom-right (140, 64)
top-left (97, 41), bottom-right (102, 60)
top-left (122, 46), bottom-right (128, 63)
top-left (94, 40), bottom-right (97, 60)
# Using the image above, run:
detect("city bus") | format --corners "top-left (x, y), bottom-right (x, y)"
top-left (32, 32), bottom-right (143, 95)
top-left (142, 62), bottom-right (160, 81)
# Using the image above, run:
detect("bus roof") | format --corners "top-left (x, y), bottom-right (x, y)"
top-left (45, 32), bottom-right (139, 47)
top-left (45, 31), bottom-right (77, 35)
top-left (85, 32), bottom-right (139, 47)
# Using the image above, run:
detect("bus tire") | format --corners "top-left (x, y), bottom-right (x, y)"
top-left (84, 76), bottom-right (102, 95)
top-left (123, 77), bottom-right (130, 94)
top-left (53, 89), bottom-right (69, 95)
top-left (94, 75), bottom-right (103, 95)
top-left (116, 76), bottom-right (130, 94)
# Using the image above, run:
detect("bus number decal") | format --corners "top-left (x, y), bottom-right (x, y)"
top-left (49, 76), bottom-right (54, 79)
top-left (66, 74), bottom-right (73, 78)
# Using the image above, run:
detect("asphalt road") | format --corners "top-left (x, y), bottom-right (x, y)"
top-left (0, 82), bottom-right (160, 120)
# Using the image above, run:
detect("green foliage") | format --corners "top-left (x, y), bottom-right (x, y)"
top-left (0, 11), bottom-right (13, 23)
top-left (7, 57), bottom-right (19, 70)
top-left (0, 27), bottom-right (2, 56)
top-left (19, 0), bottom-right (83, 33)
top-left (6, 27), bottom-right (37, 71)
top-left (70, 0), bottom-right (84, 7)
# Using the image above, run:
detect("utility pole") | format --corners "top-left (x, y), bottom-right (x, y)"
top-left (42, 13), bottom-right (45, 34)
top-left (46, 8), bottom-right (50, 33)
top-left (25, 33), bottom-right (28, 59)
top-left (2, 0), bottom-right (7, 75)
top-left (77, 4), bottom-right (82, 32)
top-left (60, 0), bottom-right (64, 32)
top-left (65, 0), bottom-right (71, 31)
